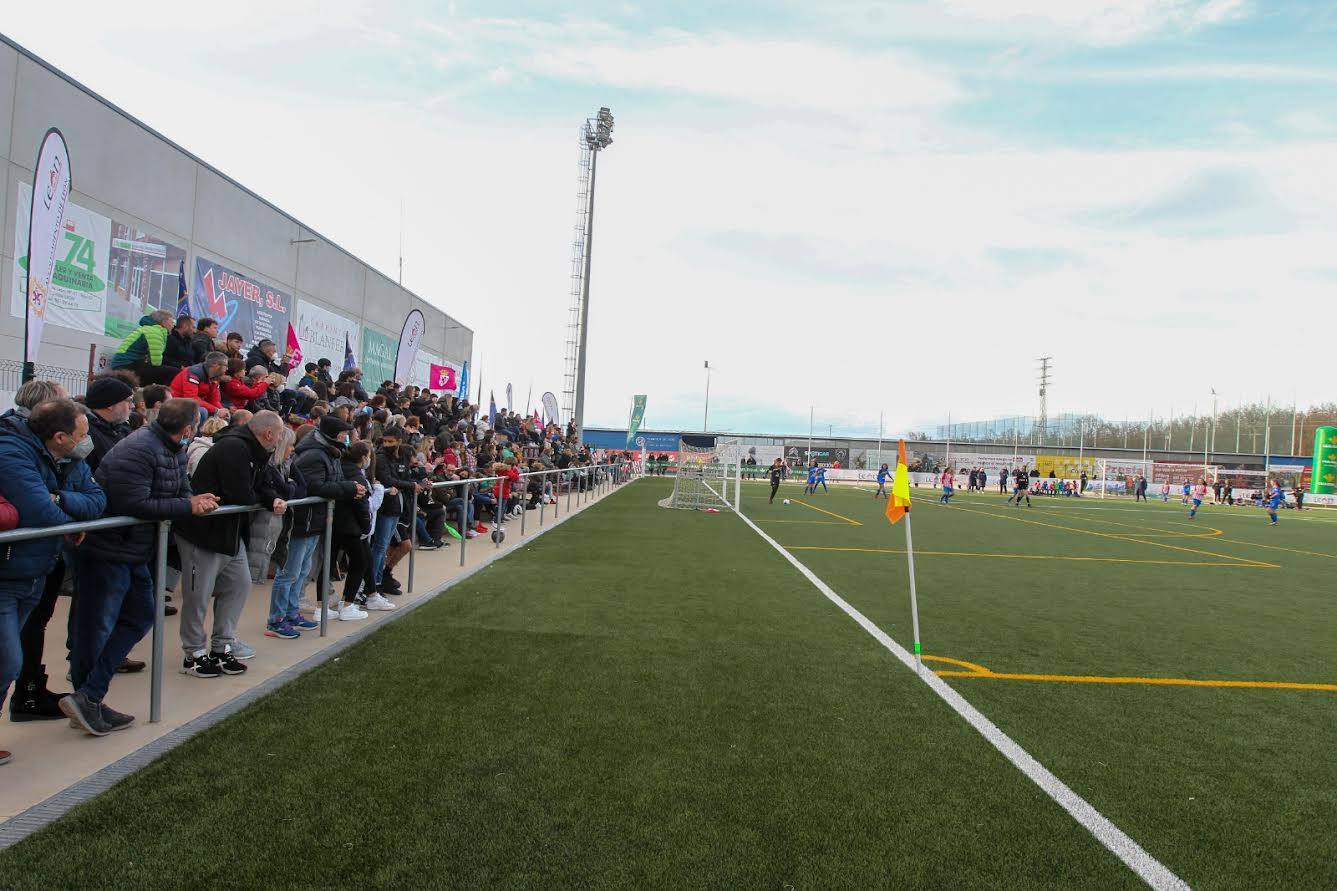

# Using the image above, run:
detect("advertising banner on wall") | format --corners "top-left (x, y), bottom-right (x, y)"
top-left (12, 179), bottom-right (107, 339)
top-left (783, 443), bottom-right (849, 467)
top-left (289, 299), bottom-right (359, 384)
top-left (192, 256), bottom-right (292, 348)
top-left (1037, 454), bottom-right (1098, 479)
top-left (104, 222), bottom-right (188, 340)
top-left (359, 325), bottom-right (397, 388)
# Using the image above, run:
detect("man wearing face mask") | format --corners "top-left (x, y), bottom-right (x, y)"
top-left (173, 411), bottom-right (288, 677)
top-left (61, 399), bottom-right (219, 736)
top-left (81, 376), bottom-right (136, 475)
top-left (283, 415), bottom-right (366, 624)
top-left (0, 399), bottom-right (107, 767)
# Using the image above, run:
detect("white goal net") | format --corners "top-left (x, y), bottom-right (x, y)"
top-left (664, 437), bottom-right (739, 510)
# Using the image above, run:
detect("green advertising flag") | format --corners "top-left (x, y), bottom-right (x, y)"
top-left (1311, 426), bottom-right (1337, 494)
top-left (626, 395), bottom-right (648, 450)
top-left (360, 326), bottom-right (398, 390)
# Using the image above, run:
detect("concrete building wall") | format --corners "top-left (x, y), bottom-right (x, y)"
top-left (0, 35), bottom-right (471, 389)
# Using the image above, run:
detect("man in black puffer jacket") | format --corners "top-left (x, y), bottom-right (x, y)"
top-left (275, 416), bottom-right (363, 625)
top-left (173, 411), bottom-right (288, 677)
top-left (62, 399), bottom-right (219, 736)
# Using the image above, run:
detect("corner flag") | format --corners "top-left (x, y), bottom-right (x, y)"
top-left (885, 439), bottom-right (912, 525)
top-left (885, 438), bottom-right (923, 670)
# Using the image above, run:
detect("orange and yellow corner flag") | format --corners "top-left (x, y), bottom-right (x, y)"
top-left (885, 439), bottom-right (912, 525)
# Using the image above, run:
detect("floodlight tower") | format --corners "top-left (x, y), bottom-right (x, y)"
top-left (1036, 356), bottom-right (1053, 446)
top-left (563, 106), bottom-right (615, 440)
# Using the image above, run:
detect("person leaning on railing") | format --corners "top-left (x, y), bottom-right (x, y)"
top-left (0, 399), bottom-right (108, 768)
top-left (172, 411), bottom-right (288, 678)
top-left (61, 398), bottom-right (220, 737)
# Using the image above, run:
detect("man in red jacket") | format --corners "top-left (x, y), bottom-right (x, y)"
top-left (169, 351), bottom-right (228, 422)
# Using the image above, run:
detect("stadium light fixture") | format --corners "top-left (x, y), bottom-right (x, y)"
top-left (571, 106), bottom-right (615, 440)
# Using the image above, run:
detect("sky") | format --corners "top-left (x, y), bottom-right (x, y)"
top-left (7, 1), bottom-right (1337, 437)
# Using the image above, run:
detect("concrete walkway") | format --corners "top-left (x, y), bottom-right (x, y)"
top-left (0, 479), bottom-right (629, 834)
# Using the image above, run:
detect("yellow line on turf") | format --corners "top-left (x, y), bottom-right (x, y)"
top-left (758, 519), bottom-right (851, 525)
top-left (1212, 538), bottom-right (1337, 559)
top-left (932, 501), bottom-right (1278, 569)
top-left (784, 545), bottom-right (1272, 567)
top-left (789, 499), bottom-right (863, 526)
top-left (921, 655), bottom-right (1337, 693)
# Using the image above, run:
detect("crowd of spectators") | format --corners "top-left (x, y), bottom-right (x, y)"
top-left (0, 316), bottom-right (629, 765)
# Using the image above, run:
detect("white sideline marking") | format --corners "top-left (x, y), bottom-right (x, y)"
top-left (730, 506), bottom-right (1189, 891)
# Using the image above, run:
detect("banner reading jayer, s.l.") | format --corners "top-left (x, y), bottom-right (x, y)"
top-left (191, 256), bottom-right (292, 348)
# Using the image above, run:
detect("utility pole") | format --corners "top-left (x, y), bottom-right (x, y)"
top-left (702, 360), bottom-right (711, 432)
top-left (1036, 357), bottom-right (1052, 447)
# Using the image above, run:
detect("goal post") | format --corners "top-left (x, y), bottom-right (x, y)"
top-left (664, 436), bottom-right (741, 511)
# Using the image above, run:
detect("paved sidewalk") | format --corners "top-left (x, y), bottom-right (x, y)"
top-left (1, 482), bottom-right (623, 825)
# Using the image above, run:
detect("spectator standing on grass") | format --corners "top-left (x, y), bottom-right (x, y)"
top-left (174, 411), bottom-right (288, 677)
top-left (0, 399), bottom-right (107, 766)
top-left (62, 399), bottom-right (218, 737)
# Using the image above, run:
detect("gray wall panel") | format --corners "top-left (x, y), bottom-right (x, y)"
top-left (0, 44), bottom-right (16, 164)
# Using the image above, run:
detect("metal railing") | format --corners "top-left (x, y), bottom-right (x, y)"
top-left (0, 461), bottom-right (638, 724)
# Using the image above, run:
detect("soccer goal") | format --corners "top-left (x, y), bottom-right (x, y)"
top-left (664, 437), bottom-right (740, 510)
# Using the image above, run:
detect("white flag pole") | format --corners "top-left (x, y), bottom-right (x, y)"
top-left (904, 512), bottom-right (923, 673)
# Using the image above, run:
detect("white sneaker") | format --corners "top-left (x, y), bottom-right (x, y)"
top-left (465, 530), bottom-right (478, 539)
top-left (337, 603), bottom-right (368, 621)
top-left (364, 593), bottom-right (396, 611)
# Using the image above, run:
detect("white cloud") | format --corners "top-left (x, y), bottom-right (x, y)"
top-left (522, 31), bottom-right (964, 114)
top-left (939, 0), bottom-right (1250, 45)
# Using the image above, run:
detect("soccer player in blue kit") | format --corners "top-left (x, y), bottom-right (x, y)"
top-left (1266, 478), bottom-right (1284, 526)
top-left (874, 463), bottom-right (890, 499)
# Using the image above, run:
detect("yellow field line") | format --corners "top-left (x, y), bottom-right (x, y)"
top-left (784, 544), bottom-right (1272, 568)
top-left (934, 501), bottom-right (1278, 569)
top-left (1044, 510), bottom-right (1224, 539)
top-left (790, 499), bottom-right (863, 526)
top-left (1212, 538), bottom-right (1337, 559)
top-left (758, 519), bottom-right (851, 525)
top-left (920, 655), bottom-right (1337, 693)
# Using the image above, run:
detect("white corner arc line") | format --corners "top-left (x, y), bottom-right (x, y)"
top-left (732, 508), bottom-right (1189, 891)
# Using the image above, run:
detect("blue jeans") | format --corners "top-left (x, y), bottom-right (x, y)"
top-left (270, 534), bottom-right (321, 624)
top-left (69, 556), bottom-right (155, 703)
top-left (370, 512), bottom-right (399, 584)
top-left (444, 496), bottom-right (473, 533)
top-left (0, 576), bottom-right (45, 712)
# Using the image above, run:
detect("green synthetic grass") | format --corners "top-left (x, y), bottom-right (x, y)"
top-left (0, 481), bottom-right (1140, 890)
top-left (749, 481), bottom-right (1337, 888)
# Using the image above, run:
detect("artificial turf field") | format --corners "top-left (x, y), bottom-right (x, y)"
top-left (2, 477), bottom-right (1334, 888)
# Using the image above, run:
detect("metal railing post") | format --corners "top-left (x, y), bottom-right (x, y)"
top-left (320, 498), bottom-right (333, 636)
top-left (540, 472), bottom-right (547, 526)
top-left (459, 481), bottom-right (469, 567)
top-left (149, 519), bottom-right (170, 723)
top-left (567, 475), bottom-right (573, 513)
top-left (408, 488), bottom-right (418, 593)
top-left (520, 478), bottom-right (527, 537)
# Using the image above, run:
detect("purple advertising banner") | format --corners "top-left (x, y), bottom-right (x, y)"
top-left (192, 256), bottom-right (292, 348)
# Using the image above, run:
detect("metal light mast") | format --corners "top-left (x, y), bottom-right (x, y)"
top-left (1036, 356), bottom-right (1053, 447)
top-left (562, 106), bottom-right (614, 438)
